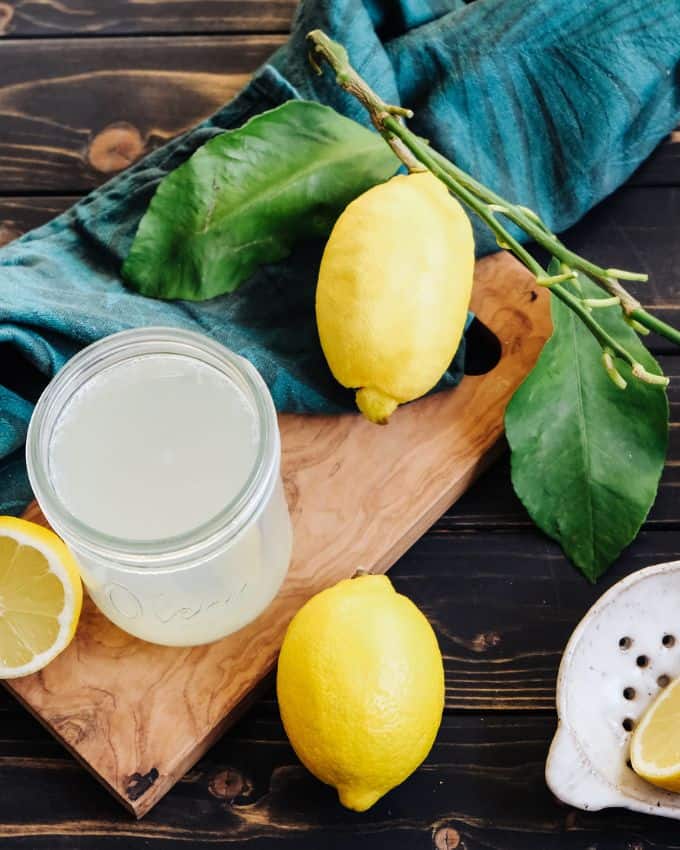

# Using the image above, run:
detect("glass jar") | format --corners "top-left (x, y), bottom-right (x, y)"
top-left (26, 327), bottom-right (293, 647)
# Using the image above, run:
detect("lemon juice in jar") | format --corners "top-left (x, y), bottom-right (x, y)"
top-left (27, 328), bottom-right (292, 647)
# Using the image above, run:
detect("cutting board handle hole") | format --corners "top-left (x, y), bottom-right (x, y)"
top-left (464, 318), bottom-right (502, 376)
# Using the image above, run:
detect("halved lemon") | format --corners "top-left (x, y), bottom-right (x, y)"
top-left (631, 676), bottom-right (680, 791)
top-left (0, 516), bottom-right (82, 678)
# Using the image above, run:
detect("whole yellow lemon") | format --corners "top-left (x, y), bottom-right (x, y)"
top-left (316, 171), bottom-right (474, 424)
top-left (276, 574), bottom-right (445, 811)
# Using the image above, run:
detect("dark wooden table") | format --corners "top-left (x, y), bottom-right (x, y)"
top-left (1, 3), bottom-right (679, 846)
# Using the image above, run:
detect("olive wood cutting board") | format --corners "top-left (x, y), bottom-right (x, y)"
top-left (7, 251), bottom-right (551, 817)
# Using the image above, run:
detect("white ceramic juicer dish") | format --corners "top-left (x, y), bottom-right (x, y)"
top-left (547, 560), bottom-right (680, 819)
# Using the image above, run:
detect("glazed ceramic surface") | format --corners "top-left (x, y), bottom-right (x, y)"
top-left (547, 561), bottom-right (680, 818)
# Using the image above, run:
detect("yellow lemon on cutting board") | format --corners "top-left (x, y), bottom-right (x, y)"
top-left (630, 675), bottom-right (680, 791)
top-left (276, 573), bottom-right (445, 811)
top-left (0, 517), bottom-right (82, 678)
top-left (316, 171), bottom-right (475, 424)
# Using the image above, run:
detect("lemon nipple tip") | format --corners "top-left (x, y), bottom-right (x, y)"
top-left (355, 387), bottom-right (398, 424)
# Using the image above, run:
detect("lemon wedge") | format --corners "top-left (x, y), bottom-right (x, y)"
top-left (630, 676), bottom-right (680, 791)
top-left (0, 517), bottom-right (82, 678)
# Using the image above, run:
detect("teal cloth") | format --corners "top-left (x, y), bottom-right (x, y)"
top-left (1, 0), bottom-right (680, 515)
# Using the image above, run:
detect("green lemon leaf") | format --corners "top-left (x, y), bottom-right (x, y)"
top-left (505, 270), bottom-right (668, 582)
top-left (122, 101), bottom-right (399, 301)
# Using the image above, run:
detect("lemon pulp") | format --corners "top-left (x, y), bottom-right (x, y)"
top-left (0, 517), bottom-right (82, 678)
top-left (630, 675), bottom-right (680, 791)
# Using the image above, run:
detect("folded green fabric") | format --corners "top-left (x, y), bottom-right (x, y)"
top-left (1, 0), bottom-right (679, 515)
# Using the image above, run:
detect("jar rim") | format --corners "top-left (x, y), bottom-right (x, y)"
top-left (26, 327), bottom-right (280, 572)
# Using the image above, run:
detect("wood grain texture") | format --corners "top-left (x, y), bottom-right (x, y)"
top-left (0, 703), bottom-right (675, 848)
top-left (0, 707), bottom-right (572, 845)
top-left (0, 36), bottom-right (283, 191)
top-left (0, 195), bottom-right (71, 246)
top-left (6, 253), bottom-right (551, 817)
top-left (398, 527), bottom-right (680, 712)
top-left (0, 0), bottom-right (296, 37)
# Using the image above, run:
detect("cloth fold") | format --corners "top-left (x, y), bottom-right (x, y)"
top-left (1, 0), bottom-right (680, 515)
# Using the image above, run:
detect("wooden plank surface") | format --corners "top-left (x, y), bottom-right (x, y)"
top-left (0, 694), bottom-right (676, 847)
top-left (0, 1), bottom-right (296, 37)
top-left (0, 36), bottom-right (283, 191)
top-left (0, 196), bottom-right (74, 247)
top-left (0, 705), bottom-right (575, 846)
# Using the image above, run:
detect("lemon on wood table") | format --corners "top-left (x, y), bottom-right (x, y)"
top-left (0, 517), bottom-right (83, 678)
top-left (276, 573), bottom-right (444, 811)
top-left (316, 171), bottom-right (475, 424)
top-left (631, 676), bottom-right (680, 791)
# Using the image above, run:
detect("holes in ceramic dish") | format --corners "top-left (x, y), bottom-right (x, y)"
top-left (615, 634), bottom-right (678, 743)
top-left (617, 642), bottom-right (677, 745)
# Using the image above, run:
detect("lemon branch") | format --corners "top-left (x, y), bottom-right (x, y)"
top-left (307, 29), bottom-right (680, 387)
